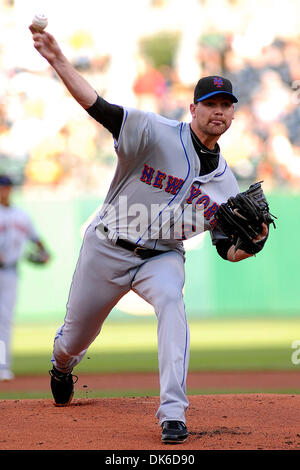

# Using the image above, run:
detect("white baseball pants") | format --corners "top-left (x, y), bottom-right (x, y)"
top-left (0, 269), bottom-right (18, 372)
top-left (52, 224), bottom-right (190, 424)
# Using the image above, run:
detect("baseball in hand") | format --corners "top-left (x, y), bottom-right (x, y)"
top-left (31, 13), bottom-right (48, 31)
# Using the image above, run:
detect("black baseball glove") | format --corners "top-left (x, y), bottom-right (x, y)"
top-left (215, 181), bottom-right (277, 255)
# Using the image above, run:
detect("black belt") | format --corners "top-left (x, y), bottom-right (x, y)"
top-left (0, 262), bottom-right (17, 269)
top-left (116, 238), bottom-right (166, 259)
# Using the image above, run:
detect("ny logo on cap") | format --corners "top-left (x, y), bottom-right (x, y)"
top-left (213, 77), bottom-right (223, 88)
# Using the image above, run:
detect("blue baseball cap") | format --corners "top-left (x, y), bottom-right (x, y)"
top-left (194, 76), bottom-right (238, 103)
top-left (0, 175), bottom-right (13, 186)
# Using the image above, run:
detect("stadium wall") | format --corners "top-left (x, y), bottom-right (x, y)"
top-left (13, 192), bottom-right (299, 322)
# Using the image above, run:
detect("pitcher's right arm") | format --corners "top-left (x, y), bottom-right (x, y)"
top-left (29, 26), bottom-right (97, 109)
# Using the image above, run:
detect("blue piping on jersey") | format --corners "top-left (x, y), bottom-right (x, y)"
top-left (214, 161), bottom-right (227, 178)
top-left (54, 324), bottom-right (65, 342)
top-left (181, 308), bottom-right (189, 388)
top-left (136, 122), bottom-right (191, 246)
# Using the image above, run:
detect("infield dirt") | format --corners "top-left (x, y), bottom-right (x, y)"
top-left (0, 371), bottom-right (299, 450)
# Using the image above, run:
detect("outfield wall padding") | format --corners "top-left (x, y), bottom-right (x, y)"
top-left (12, 191), bottom-right (299, 322)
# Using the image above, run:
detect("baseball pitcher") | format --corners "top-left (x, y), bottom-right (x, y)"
top-left (29, 27), bottom-right (274, 444)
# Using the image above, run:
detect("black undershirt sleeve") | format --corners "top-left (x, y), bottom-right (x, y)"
top-left (86, 95), bottom-right (124, 140)
top-left (215, 238), bottom-right (232, 260)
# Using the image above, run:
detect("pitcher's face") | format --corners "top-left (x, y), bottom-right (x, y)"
top-left (190, 95), bottom-right (235, 138)
top-left (0, 185), bottom-right (12, 206)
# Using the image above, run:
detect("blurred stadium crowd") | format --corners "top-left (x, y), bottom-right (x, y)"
top-left (0, 0), bottom-right (300, 195)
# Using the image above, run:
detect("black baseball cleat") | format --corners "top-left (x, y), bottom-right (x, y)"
top-left (161, 420), bottom-right (189, 444)
top-left (49, 366), bottom-right (78, 406)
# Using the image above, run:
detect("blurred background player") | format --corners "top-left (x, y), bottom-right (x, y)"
top-left (0, 175), bottom-right (50, 381)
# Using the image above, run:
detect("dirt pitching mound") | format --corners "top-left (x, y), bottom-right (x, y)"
top-left (0, 394), bottom-right (299, 450)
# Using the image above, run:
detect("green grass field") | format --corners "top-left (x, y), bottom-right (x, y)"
top-left (10, 316), bottom-right (300, 375)
top-left (0, 316), bottom-right (297, 399)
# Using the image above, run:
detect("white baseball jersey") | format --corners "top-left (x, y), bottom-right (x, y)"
top-left (92, 107), bottom-right (239, 250)
top-left (0, 205), bottom-right (40, 266)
